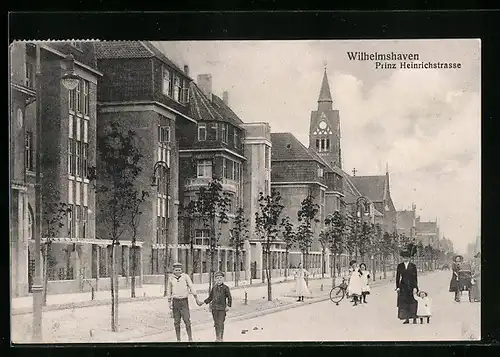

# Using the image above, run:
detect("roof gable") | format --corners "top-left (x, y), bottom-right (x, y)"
top-left (188, 82), bottom-right (244, 127)
top-left (350, 175), bottom-right (387, 202)
top-left (271, 133), bottom-right (326, 163)
top-left (95, 41), bottom-right (188, 78)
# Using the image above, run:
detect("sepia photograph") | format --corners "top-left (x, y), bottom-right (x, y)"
top-left (9, 39), bottom-right (480, 344)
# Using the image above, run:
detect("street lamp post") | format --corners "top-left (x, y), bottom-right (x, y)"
top-left (32, 44), bottom-right (79, 341)
top-left (151, 160), bottom-right (170, 297)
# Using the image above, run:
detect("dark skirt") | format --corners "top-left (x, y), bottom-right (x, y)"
top-left (397, 289), bottom-right (417, 320)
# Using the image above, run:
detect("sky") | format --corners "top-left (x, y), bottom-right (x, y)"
top-left (153, 39), bottom-right (481, 254)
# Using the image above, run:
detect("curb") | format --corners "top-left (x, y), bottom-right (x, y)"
top-left (11, 276), bottom-right (327, 316)
top-left (126, 275), bottom-right (399, 342)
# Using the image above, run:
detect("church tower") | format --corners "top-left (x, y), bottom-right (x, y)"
top-left (309, 68), bottom-right (342, 168)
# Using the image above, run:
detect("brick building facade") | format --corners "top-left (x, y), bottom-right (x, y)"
top-left (95, 41), bottom-right (194, 281)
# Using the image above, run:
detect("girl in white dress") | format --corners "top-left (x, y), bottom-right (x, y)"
top-left (359, 263), bottom-right (371, 304)
top-left (294, 262), bottom-right (310, 302)
top-left (347, 260), bottom-right (363, 306)
top-left (414, 290), bottom-right (432, 324)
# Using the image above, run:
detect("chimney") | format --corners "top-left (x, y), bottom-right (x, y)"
top-left (183, 65), bottom-right (189, 76)
top-left (197, 74), bottom-right (212, 100)
top-left (222, 91), bottom-right (229, 105)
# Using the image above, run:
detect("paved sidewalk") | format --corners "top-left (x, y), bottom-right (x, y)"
top-left (12, 275), bottom-right (294, 314)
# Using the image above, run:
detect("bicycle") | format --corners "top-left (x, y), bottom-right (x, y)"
top-left (329, 277), bottom-right (349, 305)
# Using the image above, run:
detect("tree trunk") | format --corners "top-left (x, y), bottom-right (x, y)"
top-left (189, 241), bottom-right (194, 281)
top-left (383, 255), bottom-right (387, 279)
top-left (266, 249), bottom-right (272, 301)
top-left (110, 243), bottom-right (117, 332)
top-left (372, 255), bottom-right (376, 282)
top-left (235, 249), bottom-right (240, 287)
top-left (131, 244), bottom-right (136, 298)
top-left (284, 249), bottom-right (289, 280)
top-left (321, 248), bottom-right (325, 278)
top-left (42, 242), bottom-right (50, 306)
top-left (332, 253), bottom-right (337, 286)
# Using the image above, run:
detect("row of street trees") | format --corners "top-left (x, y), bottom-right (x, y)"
top-left (41, 121), bottom-right (451, 331)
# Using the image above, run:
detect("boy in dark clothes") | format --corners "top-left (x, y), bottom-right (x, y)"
top-left (198, 271), bottom-right (232, 342)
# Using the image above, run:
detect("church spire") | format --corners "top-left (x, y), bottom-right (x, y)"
top-left (318, 68), bottom-right (333, 104)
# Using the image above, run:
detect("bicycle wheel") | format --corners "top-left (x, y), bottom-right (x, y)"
top-left (330, 286), bottom-right (345, 304)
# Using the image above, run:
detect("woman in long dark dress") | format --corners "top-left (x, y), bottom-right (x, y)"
top-left (396, 250), bottom-right (419, 324)
top-left (449, 255), bottom-right (463, 302)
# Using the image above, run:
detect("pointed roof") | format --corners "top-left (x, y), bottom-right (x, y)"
top-left (318, 69), bottom-right (333, 103)
top-left (271, 133), bottom-right (327, 164)
top-left (349, 175), bottom-right (387, 202)
top-left (188, 82), bottom-right (243, 127)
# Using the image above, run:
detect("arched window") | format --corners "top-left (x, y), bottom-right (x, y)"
top-left (28, 205), bottom-right (34, 240)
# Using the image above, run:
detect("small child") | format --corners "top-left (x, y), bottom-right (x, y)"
top-left (197, 271), bottom-right (232, 342)
top-left (414, 290), bottom-right (432, 324)
top-left (359, 263), bottom-right (371, 304)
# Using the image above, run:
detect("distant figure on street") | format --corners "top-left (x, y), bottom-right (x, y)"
top-left (359, 263), bottom-right (371, 304)
top-left (198, 271), bottom-right (232, 342)
top-left (414, 290), bottom-right (432, 324)
top-left (396, 250), bottom-right (419, 324)
top-left (167, 262), bottom-right (199, 342)
top-left (347, 260), bottom-right (363, 306)
top-left (294, 262), bottom-right (310, 302)
top-left (470, 252), bottom-right (481, 302)
top-left (449, 255), bottom-right (464, 302)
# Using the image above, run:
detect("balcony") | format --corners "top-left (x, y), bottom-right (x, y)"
top-left (184, 177), bottom-right (238, 193)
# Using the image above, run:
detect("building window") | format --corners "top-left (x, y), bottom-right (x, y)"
top-left (198, 123), bottom-right (206, 141)
top-left (222, 158), bottom-right (227, 179)
top-left (326, 138), bottom-right (330, 151)
top-left (69, 89), bottom-right (76, 112)
top-left (75, 82), bottom-right (81, 113)
top-left (69, 115), bottom-right (73, 138)
top-left (234, 129), bottom-right (239, 148)
top-left (316, 139), bottom-right (320, 150)
top-left (68, 139), bottom-right (74, 175)
top-left (28, 205), bottom-right (34, 240)
top-left (17, 108), bottom-right (23, 127)
top-left (221, 123), bottom-right (228, 144)
top-left (83, 183), bottom-right (88, 206)
top-left (25, 61), bottom-right (34, 88)
top-left (162, 67), bottom-right (171, 96)
top-left (76, 117), bottom-right (81, 141)
top-left (197, 160), bottom-right (212, 178)
top-left (83, 119), bottom-right (88, 143)
top-left (82, 208), bottom-right (88, 238)
top-left (75, 142), bottom-right (81, 177)
top-left (67, 208), bottom-right (73, 238)
top-left (25, 131), bottom-right (34, 171)
top-left (181, 83), bottom-right (190, 104)
top-left (158, 125), bottom-right (170, 143)
top-left (318, 167), bottom-right (324, 178)
top-left (232, 161), bottom-right (239, 181)
top-left (174, 76), bottom-right (181, 102)
top-left (207, 122), bottom-right (218, 141)
top-left (68, 180), bottom-right (73, 204)
top-left (195, 229), bottom-right (210, 246)
top-left (75, 205), bottom-right (81, 238)
top-left (83, 81), bottom-right (89, 116)
top-left (82, 143), bottom-right (88, 178)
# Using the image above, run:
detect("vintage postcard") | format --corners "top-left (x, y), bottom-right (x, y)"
top-left (9, 39), bottom-right (480, 343)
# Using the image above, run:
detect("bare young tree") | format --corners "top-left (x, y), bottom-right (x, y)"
top-left (296, 193), bottom-right (320, 273)
top-left (255, 188), bottom-right (284, 301)
top-left (128, 190), bottom-right (148, 298)
top-left (230, 207), bottom-right (249, 287)
top-left (279, 216), bottom-right (296, 280)
top-left (324, 211), bottom-right (346, 285)
top-left (94, 120), bottom-right (143, 332)
top-left (42, 202), bottom-right (72, 305)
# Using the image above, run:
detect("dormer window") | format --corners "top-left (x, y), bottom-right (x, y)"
top-left (173, 75), bottom-right (181, 102)
top-left (162, 67), bottom-right (171, 96)
top-left (70, 42), bottom-right (83, 50)
top-left (197, 123), bottom-right (206, 141)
